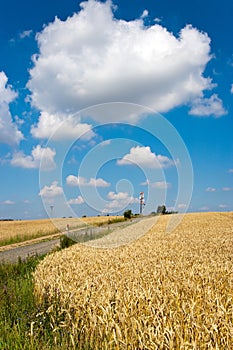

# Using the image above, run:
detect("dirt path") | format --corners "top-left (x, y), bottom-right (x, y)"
top-left (0, 238), bottom-right (60, 263)
top-left (0, 218), bottom-right (145, 263)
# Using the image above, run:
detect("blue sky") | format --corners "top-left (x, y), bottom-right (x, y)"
top-left (0, 0), bottom-right (232, 219)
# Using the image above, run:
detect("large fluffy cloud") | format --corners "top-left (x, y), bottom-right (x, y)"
top-left (11, 145), bottom-right (56, 171)
top-left (0, 72), bottom-right (23, 145)
top-left (117, 146), bottom-right (176, 168)
top-left (27, 0), bottom-right (225, 139)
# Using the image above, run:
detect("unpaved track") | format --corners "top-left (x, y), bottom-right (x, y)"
top-left (0, 218), bottom-right (148, 263)
top-left (0, 239), bottom-right (60, 263)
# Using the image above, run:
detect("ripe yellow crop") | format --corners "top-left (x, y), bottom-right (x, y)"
top-left (34, 212), bottom-right (233, 349)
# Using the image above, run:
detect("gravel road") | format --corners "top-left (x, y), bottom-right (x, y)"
top-left (0, 218), bottom-right (144, 264)
top-left (0, 239), bottom-right (60, 264)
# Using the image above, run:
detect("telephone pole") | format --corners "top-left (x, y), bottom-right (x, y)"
top-left (139, 192), bottom-right (145, 214)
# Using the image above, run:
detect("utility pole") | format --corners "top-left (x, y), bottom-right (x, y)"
top-left (50, 205), bottom-right (54, 218)
top-left (139, 192), bottom-right (145, 214)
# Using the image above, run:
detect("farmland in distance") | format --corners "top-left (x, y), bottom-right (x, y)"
top-left (0, 216), bottom-right (122, 247)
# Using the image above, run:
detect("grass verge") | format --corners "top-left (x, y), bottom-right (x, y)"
top-left (0, 255), bottom-right (84, 350)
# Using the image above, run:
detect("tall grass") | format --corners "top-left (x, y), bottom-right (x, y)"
top-left (0, 257), bottom-right (88, 349)
top-left (0, 256), bottom-right (43, 349)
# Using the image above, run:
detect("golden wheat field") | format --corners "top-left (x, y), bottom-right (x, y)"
top-left (34, 212), bottom-right (233, 349)
top-left (0, 216), bottom-right (120, 246)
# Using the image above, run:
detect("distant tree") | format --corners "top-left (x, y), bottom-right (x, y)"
top-left (124, 209), bottom-right (132, 220)
top-left (157, 205), bottom-right (166, 215)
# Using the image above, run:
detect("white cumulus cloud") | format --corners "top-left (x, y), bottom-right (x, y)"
top-left (117, 146), bottom-right (175, 168)
top-left (11, 145), bottom-right (56, 171)
top-left (39, 181), bottom-right (63, 199)
top-left (102, 191), bottom-right (139, 213)
top-left (19, 30), bottom-right (33, 39)
top-left (199, 206), bottom-right (209, 211)
top-left (151, 181), bottom-right (171, 189)
top-left (68, 195), bottom-right (84, 205)
top-left (205, 187), bottom-right (216, 192)
top-left (0, 71), bottom-right (23, 145)
top-left (177, 203), bottom-right (187, 209)
top-left (66, 174), bottom-right (110, 187)
top-left (222, 187), bottom-right (232, 191)
top-left (26, 0), bottom-right (223, 137)
top-left (141, 180), bottom-right (171, 189)
top-left (141, 10), bottom-right (149, 19)
top-left (3, 200), bottom-right (15, 205)
top-left (189, 94), bottom-right (227, 117)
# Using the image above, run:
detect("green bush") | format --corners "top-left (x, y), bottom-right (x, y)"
top-left (60, 235), bottom-right (76, 249)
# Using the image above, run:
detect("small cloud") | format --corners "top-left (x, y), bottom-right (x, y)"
top-left (222, 187), bottom-right (232, 191)
top-left (23, 199), bottom-right (30, 204)
top-left (68, 196), bottom-right (84, 205)
top-left (11, 145), bottom-right (56, 171)
top-left (66, 175), bottom-right (110, 187)
top-left (151, 181), bottom-right (171, 189)
top-left (199, 206), bottom-right (209, 211)
top-left (219, 204), bottom-right (228, 208)
top-left (3, 200), bottom-right (15, 205)
top-left (228, 168), bottom-right (233, 173)
top-left (67, 155), bottom-right (78, 165)
top-left (231, 84), bottom-right (233, 94)
top-left (141, 10), bottom-right (149, 19)
top-left (177, 203), bottom-right (187, 209)
top-left (189, 94), bottom-right (227, 118)
top-left (140, 179), bottom-right (150, 186)
top-left (107, 192), bottom-right (131, 200)
top-left (39, 181), bottom-right (63, 200)
top-left (102, 191), bottom-right (139, 213)
top-left (140, 180), bottom-right (170, 189)
top-left (154, 17), bottom-right (162, 23)
top-left (117, 146), bottom-right (176, 168)
top-left (19, 30), bottom-right (33, 39)
top-left (205, 187), bottom-right (216, 192)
